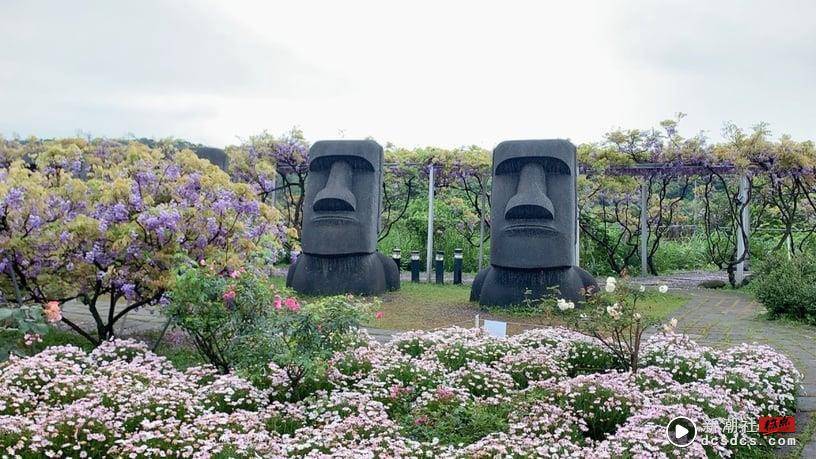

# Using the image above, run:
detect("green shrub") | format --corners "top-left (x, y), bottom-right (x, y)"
top-left (169, 270), bottom-right (372, 400)
top-left (753, 253), bottom-right (816, 324)
top-left (231, 295), bottom-right (373, 401)
top-left (165, 264), bottom-right (276, 372)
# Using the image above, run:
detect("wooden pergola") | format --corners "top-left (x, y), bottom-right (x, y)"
top-left (595, 162), bottom-right (749, 283)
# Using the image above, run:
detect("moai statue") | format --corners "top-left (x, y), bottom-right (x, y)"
top-left (194, 147), bottom-right (228, 171)
top-left (470, 140), bottom-right (596, 306)
top-left (287, 140), bottom-right (400, 295)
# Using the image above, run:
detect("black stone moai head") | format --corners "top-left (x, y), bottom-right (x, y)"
top-left (490, 140), bottom-right (577, 269)
top-left (301, 140), bottom-right (382, 255)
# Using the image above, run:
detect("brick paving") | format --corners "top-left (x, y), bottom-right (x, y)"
top-left (669, 289), bottom-right (816, 457)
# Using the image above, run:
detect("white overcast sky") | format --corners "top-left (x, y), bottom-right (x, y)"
top-left (1, 0), bottom-right (814, 148)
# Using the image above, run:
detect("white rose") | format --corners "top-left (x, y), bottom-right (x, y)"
top-left (639, 285), bottom-right (646, 292)
top-left (557, 298), bottom-right (572, 311)
top-left (658, 285), bottom-right (669, 294)
top-left (634, 313), bottom-right (642, 320)
top-left (605, 282), bottom-right (616, 293)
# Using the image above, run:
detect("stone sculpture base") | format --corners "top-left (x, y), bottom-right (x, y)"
top-left (470, 266), bottom-right (596, 307)
top-left (286, 252), bottom-right (400, 296)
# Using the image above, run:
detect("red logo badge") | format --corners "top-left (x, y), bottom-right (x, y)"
top-left (758, 416), bottom-right (795, 434)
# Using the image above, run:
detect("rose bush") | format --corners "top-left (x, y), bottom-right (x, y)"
top-left (0, 324), bottom-right (801, 458)
top-left (165, 263), bottom-right (278, 373)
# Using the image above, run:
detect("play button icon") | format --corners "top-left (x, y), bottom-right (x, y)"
top-left (666, 416), bottom-right (697, 447)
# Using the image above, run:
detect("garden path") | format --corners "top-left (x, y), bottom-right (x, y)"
top-left (667, 289), bottom-right (816, 457)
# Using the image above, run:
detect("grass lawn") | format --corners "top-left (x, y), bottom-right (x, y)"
top-left (366, 282), bottom-right (690, 334)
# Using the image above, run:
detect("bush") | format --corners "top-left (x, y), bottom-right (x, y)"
top-left (230, 295), bottom-right (374, 400)
top-left (167, 262), bottom-right (375, 394)
top-left (753, 252), bottom-right (816, 324)
top-left (166, 264), bottom-right (276, 373)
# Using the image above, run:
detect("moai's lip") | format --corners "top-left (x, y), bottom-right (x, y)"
top-left (312, 213), bottom-right (358, 224)
top-left (502, 223), bottom-right (559, 234)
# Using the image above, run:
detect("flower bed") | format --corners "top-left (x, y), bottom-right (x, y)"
top-left (0, 328), bottom-right (802, 458)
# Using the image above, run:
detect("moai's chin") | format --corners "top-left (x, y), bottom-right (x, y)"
top-left (287, 252), bottom-right (400, 295)
top-left (470, 265), bottom-right (597, 307)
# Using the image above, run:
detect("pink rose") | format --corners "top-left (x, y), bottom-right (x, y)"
top-left (375, 311), bottom-right (384, 320)
top-left (284, 297), bottom-right (300, 312)
top-left (222, 289), bottom-right (236, 302)
top-left (273, 295), bottom-right (282, 310)
top-left (229, 270), bottom-right (241, 279)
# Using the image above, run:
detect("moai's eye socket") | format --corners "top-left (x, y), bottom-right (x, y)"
top-left (310, 155), bottom-right (374, 172)
top-left (495, 157), bottom-right (571, 176)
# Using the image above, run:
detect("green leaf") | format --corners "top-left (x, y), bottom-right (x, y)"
top-left (0, 308), bottom-right (14, 320)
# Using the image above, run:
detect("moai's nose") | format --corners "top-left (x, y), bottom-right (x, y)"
top-left (314, 160), bottom-right (356, 212)
top-left (504, 161), bottom-right (555, 220)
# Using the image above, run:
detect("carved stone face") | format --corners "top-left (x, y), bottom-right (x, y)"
top-left (301, 140), bottom-right (382, 255)
top-left (489, 140), bottom-right (576, 269)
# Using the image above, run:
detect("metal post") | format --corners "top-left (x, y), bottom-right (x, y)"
top-left (736, 174), bottom-right (750, 285)
top-left (575, 205), bottom-right (581, 266)
top-left (478, 192), bottom-right (485, 272)
top-left (426, 165), bottom-right (435, 282)
top-left (640, 181), bottom-right (649, 276)
top-left (410, 251), bottom-right (420, 283)
top-left (391, 248), bottom-right (401, 272)
top-left (435, 251), bottom-right (445, 284)
top-left (453, 248), bottom-right (463, 284)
